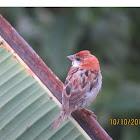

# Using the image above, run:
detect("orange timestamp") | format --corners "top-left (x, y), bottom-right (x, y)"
top-left (110, 119), bottom-right (140, 126)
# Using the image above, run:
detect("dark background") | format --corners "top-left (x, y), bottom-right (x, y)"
top-left (1, 8), bottom-right (140, 140)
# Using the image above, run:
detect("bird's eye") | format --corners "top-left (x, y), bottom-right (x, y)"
top-left (76, 57), bottom-right (81, 61)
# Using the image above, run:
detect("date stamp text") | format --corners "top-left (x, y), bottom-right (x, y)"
top-left (110, 119), bottom-right (140, 126)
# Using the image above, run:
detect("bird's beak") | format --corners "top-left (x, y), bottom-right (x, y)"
top-left (67, 55), bottom-right (74, 61)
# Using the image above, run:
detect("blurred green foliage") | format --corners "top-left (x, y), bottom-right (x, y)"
top-left (0, 8), bottom-right (140, 140)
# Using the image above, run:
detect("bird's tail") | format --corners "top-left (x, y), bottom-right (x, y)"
top-left (51, 113), bottom-right (63, 130)
top-left (51, 107), bottom-right (71, 130)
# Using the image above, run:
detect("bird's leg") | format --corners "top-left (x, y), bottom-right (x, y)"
top-left (82, 108), bottom-right (97, 120)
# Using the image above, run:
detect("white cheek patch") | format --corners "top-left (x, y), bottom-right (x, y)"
top-left (72, 60), bottom-right (81, 67)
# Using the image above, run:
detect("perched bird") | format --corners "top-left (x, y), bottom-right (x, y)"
top-left (51, 50), bottom-right (102, 130)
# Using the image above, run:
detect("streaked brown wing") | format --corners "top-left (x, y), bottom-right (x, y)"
top-left (62, 68), bottom-right (98, 111)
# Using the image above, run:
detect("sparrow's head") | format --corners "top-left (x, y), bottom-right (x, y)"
top-left (67, 50), bottom-right (100, 70)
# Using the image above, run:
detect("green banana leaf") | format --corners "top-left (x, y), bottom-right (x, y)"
top-left (0, 37), bottom-right (90, 140)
